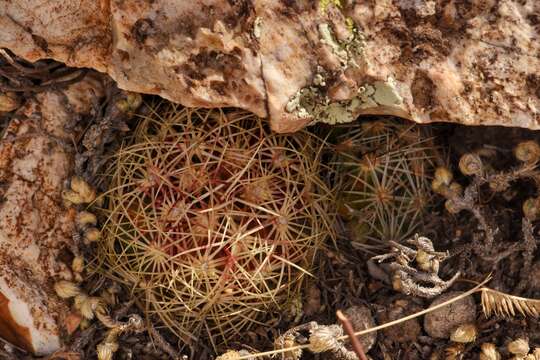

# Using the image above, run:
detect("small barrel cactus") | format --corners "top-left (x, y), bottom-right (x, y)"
top-left (332, 119), bottom-right (439, 251)
top-left (97, 102), bottom-right (335, 346)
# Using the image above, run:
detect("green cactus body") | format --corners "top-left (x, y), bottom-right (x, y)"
top-left (333, 119), bottom-right (438, 251)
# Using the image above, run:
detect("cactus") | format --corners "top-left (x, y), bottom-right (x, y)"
top-left (97, 102), bottom-right (335, 347)
top-left (332, 119), bottom-right (439, 251)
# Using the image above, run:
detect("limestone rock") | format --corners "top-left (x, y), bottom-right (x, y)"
top-left (1, 1), bottom-right (538, 132)
top-left (424, 291), bottom-right (477, 339)
top-left (342, 304), bottom-right (377, 352)
top-left (0, 76), bottom-right (103, 355)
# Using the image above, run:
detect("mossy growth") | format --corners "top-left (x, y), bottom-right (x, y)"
top-left (332, 119), bottom-right (441, 252)
top-left (96, 102), bottom-right (335, 348)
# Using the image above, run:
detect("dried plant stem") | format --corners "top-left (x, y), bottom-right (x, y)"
top-left (336, 310), bottom-right (368, 360)
top-left (148, 325), bottom-right (182, 360)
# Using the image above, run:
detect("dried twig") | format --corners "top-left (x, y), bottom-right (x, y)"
top-left (148, 325), bottom-right (183, 360)
top-left (336, 310), bottom-right (367, 360)
top-left (0, 49), bottom-right (87, 92)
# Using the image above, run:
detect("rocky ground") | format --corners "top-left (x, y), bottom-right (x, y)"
top-left (0, 56), bottom-right (539, 360)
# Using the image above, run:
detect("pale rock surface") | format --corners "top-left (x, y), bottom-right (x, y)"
top-left (0, 76), bottom-right (103, 355)
top-left (1, 1), bottom-right (539, 132)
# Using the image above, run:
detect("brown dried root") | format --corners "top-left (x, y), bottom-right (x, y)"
top-left (0, 48), bottom-right (87, 93)
top-left (371, 235), bottom-right (460, 298)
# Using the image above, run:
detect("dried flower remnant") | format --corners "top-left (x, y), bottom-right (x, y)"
top-left (508, 338), bottom-right (530, 357)
top-left (450, 323), bottom-right (477, 343)
top-left (479, 343), bottom-right (501, 360)
top-left (54, 280), bottom-right (81, 299)
top-left (274, 321), bottom-right (359, 360)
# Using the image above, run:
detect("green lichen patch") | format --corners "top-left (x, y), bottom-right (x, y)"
top-left (318, 22), bottom-right (365, 68)
top-left (319, 0), bottom-right (342, 14)
top-left (285, 77), bottom-right (405, 125)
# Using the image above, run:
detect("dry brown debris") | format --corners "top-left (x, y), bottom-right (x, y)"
top-left (372, 235), bottom-right (460, 298)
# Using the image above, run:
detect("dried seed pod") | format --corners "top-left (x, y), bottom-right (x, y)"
top-left (77, 211), bottom-right (97, 228)
top-left (75, 294), bottom-right (102, 320)
top-left (216, 351), bottom-right (241, 360)
top-left (216, 350), bottom-right (253, 360)
top-left (415, 251), bottom-right (439, 273)
top-left (458, 153), bottom-right (483, 176)
top-left (308, 324), bottom-right (342, 353)
top-left (508, 338), bottom-right (530, 356)
top-left (116, 92), bottom-right (142, 113)
top-left (71, 176), bottom-right (96, 203)
top-left (97, 341), bottom-right (119, 360)
top-left (0, 91), bottom-right (20, 112)
top-left (479, 343), bottom-right (501, 360)
top-left (448, 182), bottom-right (463, 197)
top-left (434, 167), bottom-right (453, 186)
top-left (514, 141), bottom-right (540, 164)
top-left (275, 333), bottom-right (302, 360)
top-left (445, 343), bottom-right (465, 360)
top-left (450, 323), bottom-right (477, 343)
top-left (126, 92), bottom-right (143, 110)
top-left (54, 280), bottom-right (80, 299)
top-left (416, 249), bottom-right (430, 267)
top-left (431, 179), bottom-right (446, 195)
top-left (84, 227), bottom-right (101, 243)
top-left (72, 256), bottom-right (84, 273)
top-left (523, 198), bottom-right (540, 220)
top-left (445, 199), bottom-right (461, 214)
top-left (57, 262), bottom-right (74, 281)
top-left (62, 189), bottom-right (85, 205)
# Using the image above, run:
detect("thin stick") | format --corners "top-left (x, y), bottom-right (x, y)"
top-left (336, 310), bottom-right (368, 360)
